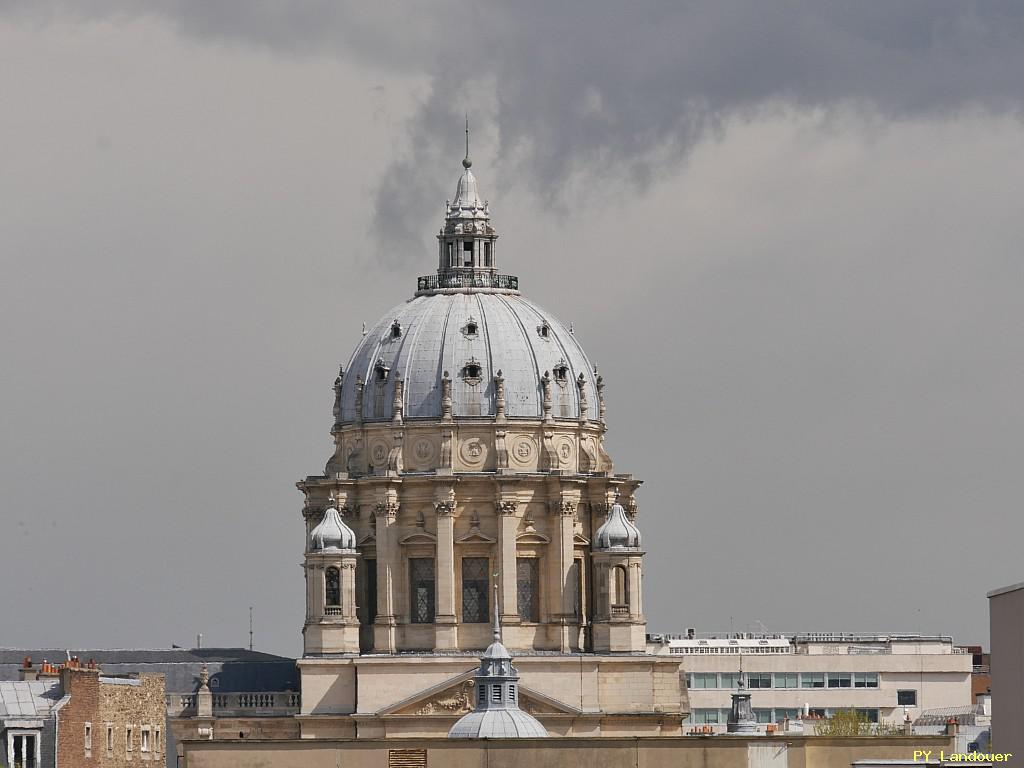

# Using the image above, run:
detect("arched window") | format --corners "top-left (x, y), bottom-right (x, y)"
top-left (613, 565), bottom-right (628, 607)
top-left (325, 567), bottom-right (341, 607)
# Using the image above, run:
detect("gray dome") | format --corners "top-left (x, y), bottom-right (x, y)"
top-left (594, 503), bottom-right (642, 550)
top-left (310, 505), bottom-right (356, 551)
top-left (337, 292), bottom-right (600, 423)
top-left (448, 708), bottom-right (548, 739)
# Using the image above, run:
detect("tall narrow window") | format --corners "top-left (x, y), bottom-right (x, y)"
top-left (12, 733), bottom-right (37, 768)
top-left (484, 241), bottom-right (492, 267)
top-left (84, 723), bottom-right (92, 757)
top-left (461, 557), bottom-right (489, 623)
top-left (361, 558), bottom-right (377, 625)
top-left (463, 240), bottom-right (473, 267)
top-left (106, 725), bottom-right (114, 756)
top-left (325, 567), bottom-right (341, 607)
top-left (447, 241), bottom-right (454, 267)
top-left (613, 565), bottom-right (628, 606)
top-left (410, 558), bottom-right (436, 623)
top-left (516, 557), bottom-right (540, 622)
top-left (141, 727), bottom-right (151, 753)
top-left (126, 727), bottom-right (134, 752)
top-left (570, 559), bottom-right (583, 621)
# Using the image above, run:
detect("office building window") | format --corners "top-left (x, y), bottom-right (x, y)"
top-left (690, 672), bottom-right (718, 689)
top-left (693, 709), bottom-right (720, 724)
top-left (774, 708), bottom-right (801, 722)
top-left (719, 672), bottom-right (740, 689)
top-left (773, 672), bottom-right (798, 689)
top-left (461, 557), bottom-right (489, 623)
top-left (516, 558), bottom-right (540, 622)
top-left (828, 672), bottom-right (852, 688)
top-left (801, 673), bottom-right (825, 688)
top-left (854, 672), bottom-right (879, 688)
top-left (754, 709), bottom-right (773, 724)
top-left (897, 689), bottom-right (917, 706)
top-left (747, 672), bottom-right (772, 689)
top-left (409, 558), bottom-right (436, 623)
top-left (855, 708), bottom-right (880, 723)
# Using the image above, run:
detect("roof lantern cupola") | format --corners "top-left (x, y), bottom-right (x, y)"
top-left (448, 584), bottom-right (548, 738)
top-left (594, 502), bottom-right (642, 550)
top-left (309, 501), bottom-right (357, 552)
top-left (423, 118), bottom-right (514, 294)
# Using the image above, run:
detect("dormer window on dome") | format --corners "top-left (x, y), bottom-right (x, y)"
top-left (390, 320), bottom-right (402, 339)
top-left (374, 359), bottom-right (389, 382)
top-left (553, 361), bottom-right (569, 383)
top-left (538, 322), bottom-right (551, 340)
top-left (463, 318), bottom-right (479, 338)
top-left (462, 359), bottom-right (483, 384)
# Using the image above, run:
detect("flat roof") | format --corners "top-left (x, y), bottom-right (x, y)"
top-left (986, 581), bottom-right (1024, 599)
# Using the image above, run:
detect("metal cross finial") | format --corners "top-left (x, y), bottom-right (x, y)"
top-left (463, 114), bottom-right (472, 169)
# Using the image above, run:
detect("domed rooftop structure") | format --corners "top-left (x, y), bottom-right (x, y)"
top-left (309, 503), bottom-right (356, 551)
top-left (449, 587), bottom-right (548, 739)
top-left (333, 122), bottom-right (601, 426)
top-left (594, 502), bottom-right (642, 550)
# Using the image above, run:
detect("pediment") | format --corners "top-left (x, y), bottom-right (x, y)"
top-left (358, 532), bottom-right (376, 546)
top-left (515, 531), bottom-right (550, 544)
top-left (573, 533), bottom-right (590, 546)
top-left (377, 669), bottom-right (581, 717)
top-left (399, 531), bottom-right (437, 545)
top-left (456, 528), bottom-right (496, 544)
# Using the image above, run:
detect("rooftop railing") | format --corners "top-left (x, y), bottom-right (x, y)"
top-left (168, 691), bottom-right (301, 717)
top-left (417, 272), bottom-right (519, 292)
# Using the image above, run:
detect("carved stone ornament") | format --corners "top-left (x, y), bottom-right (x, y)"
top-left (552, 500), bottom-right (577, 517)
top-left (496, 500), bottom-right (519, 516)
top-left (413, 680), bottom-right (474, 715)
top-left (374, 502), bottom-right (399, 518)
top-left (434, 500), bottom-right (455, 516)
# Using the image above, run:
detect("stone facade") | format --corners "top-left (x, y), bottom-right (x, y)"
top-left (7, 661), bottom-right (166, 768)
top-left (178, 733), bottom-right (960, 768)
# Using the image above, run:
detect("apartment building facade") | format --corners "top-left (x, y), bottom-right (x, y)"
top-left (648, 632), bottom-right (972, 732)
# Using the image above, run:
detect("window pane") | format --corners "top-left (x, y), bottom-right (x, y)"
top-left (719, 673), bottom-right (740, 689)
top-left (749, 673), bottom-right (771, 689)
top-left (461, 557), bottom-right (489, 623)
top-left (325, 567), bottom-right (341, 607)
top-left (828, 673), bottom-right (851, 688)
top-left (897, 689), bottom-right (917, 706)
top-left (410, 558), bottom-right (436, 623)
top-left (754, 709), bottom-right (773, 724)
top-left (774, 673), bottom-right (797, 689)
top-left (854, 672), bottom-right (879, 688)
top-left (801, 673), bottom-right (824, 688)
top-left (516, 558), bottom-right (540, 622)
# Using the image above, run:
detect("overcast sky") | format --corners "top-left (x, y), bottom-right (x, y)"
top-left (1, 2), bottom-right (1022, 656)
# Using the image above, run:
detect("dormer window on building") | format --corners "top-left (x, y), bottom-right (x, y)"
top-left (390, 320), bottom-right (402, 339)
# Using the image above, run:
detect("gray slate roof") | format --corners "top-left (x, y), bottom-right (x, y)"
top-left (0, 680), bottom-right (63, 719)
top-left (0, 648), bottom-right (298, 694)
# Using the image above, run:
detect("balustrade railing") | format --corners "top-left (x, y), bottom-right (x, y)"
top-left (417, 272), bottom-right (519, 292)
top-left (168, 691), bottom-right (301, 716)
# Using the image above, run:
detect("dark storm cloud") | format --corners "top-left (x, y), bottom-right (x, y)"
top-left (4, 1), bottom-right (1024, 258)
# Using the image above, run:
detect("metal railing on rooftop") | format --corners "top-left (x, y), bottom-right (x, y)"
top-left (417, 272), bottom-right (519, 292)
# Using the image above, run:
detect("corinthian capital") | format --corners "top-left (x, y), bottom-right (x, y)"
top-left (496, 500), bottom-right (519, 516)
top-left (434, 500), bottom-right (456, 516)
top-left (374, 501), bottom-right (399, 518)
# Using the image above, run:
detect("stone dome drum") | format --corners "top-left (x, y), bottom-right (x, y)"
top-left (337, 293), bottom-right (600, 423)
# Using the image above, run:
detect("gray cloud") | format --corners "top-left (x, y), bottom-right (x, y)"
top-left (4, 1), bottom-right (1024, 257)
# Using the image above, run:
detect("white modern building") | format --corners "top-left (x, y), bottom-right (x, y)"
top-left (648, 631), bottom-right (972, 732)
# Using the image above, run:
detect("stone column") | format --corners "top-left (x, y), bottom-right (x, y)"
top-left (496, 499), bottom-right (519, 626)
top-left (373, 501), bottom-right (399, 653)
top-left (434, 495), bottom-right (458, 650)
top-left (554, 500), bottom-right (577, 651)
top-left (629, 560), bottom-right (643, 618)
top-left (342, 557), bottom-right (359, 622)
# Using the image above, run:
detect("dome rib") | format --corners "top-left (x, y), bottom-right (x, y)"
top-left (491, 293), bottom-right (543, 417)
top-left (335, 292), bottom-right (601, 424)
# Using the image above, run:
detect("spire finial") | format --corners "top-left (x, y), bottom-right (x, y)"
top-left (492, 578), bottom-right (501, 643)
top-left (463, 114), bottom-right (472, 169)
